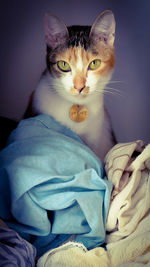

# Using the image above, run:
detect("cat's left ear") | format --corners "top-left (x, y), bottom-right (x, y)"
top-left (90, 10), bottom-right (115, 47)
top-left (44, 13), bottom-right (69, 49)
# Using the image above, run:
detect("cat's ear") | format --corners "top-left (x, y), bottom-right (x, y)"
top-left (44, 13), bottom-right (69, 49)
top-left (90, 10), bottom-right (115, 47)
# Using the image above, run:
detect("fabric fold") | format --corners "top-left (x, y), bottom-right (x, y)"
top-left (0, 114), bottom-right (112, 256)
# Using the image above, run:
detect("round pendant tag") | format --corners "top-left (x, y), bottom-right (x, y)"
top-left (69, 104), bottom-right (88, 122)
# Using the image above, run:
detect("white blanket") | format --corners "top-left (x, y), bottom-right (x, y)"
top-left (105, 140), bottom-right (150, 266)
top-left (105, 140), bottom-right (150, 241)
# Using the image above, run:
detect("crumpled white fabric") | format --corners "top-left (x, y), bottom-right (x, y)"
top-left (37, 236), bottom-right (150, 267)
top-left (105, 140), bottom-right (150, 241)
top-left (105, 140), bottom-right (150, 266)
top-left (37, 241), bottom-right (111, 267)
top-left (107, 212), bottom-right (150, 266)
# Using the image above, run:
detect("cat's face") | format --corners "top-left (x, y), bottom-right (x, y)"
top-left (44, 10), bottom-right (115, 103)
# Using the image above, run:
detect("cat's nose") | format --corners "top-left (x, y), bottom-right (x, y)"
top-left (73, 77), bottom-right (86, 93)
top-left (74, 85), bottom-right (85, 93)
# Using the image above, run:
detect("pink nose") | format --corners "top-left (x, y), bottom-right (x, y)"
top-left (73, 76), bottom-right (86, 93)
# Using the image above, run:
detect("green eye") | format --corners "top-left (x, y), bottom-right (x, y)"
top-left (88, 59), bottom-right (101, 70)
top-left (57, 61), bottom-right (71, 72)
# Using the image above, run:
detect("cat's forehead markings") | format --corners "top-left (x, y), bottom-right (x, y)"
top-left (76, 47), bottom-right (83, 71)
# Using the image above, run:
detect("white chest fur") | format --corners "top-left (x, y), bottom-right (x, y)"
top-left (33, 74), bottom-right (114, 160)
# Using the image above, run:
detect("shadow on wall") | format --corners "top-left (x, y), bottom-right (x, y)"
top-left (0, 0), bottom-right (150, 143)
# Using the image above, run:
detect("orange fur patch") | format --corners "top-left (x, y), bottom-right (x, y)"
top-left (95, 52), bottom-right (115, 76)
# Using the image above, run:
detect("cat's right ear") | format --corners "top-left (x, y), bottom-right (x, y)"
top-left (44, 13), bottom-right (68, 49)
top-left (90, 10), bottom-right (115, 47)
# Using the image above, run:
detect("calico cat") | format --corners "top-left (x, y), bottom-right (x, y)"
top-left (25, 10), bottom-right (116, 161)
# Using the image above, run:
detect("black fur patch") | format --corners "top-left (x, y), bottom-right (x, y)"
top-left (67, 26), bottom-right (91, 49)
top-left (46, 25), bottom-right (92, 72)
top-left (46, 45), bottom-right (67, 76)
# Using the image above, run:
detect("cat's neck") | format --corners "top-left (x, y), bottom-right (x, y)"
top-left (31, 71), bottom-right (115, 161)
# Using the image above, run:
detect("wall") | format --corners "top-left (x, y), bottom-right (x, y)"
top-left (0, 0), bottom-right (150, 143)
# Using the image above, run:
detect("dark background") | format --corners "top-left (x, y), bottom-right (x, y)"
top-left (0, 0), bottom-right (150, 143)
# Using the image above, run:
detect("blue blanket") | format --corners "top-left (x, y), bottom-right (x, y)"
top-left (0, 115), bottom-right (112, 256)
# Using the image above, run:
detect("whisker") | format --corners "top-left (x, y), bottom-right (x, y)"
top-left (108, 80), bottom-right (125, 84)
top-left (105, 87), bottom-right (122, 93)
top-left (94, 87), bottom-right (122, 97)
top-left (104, 86), bottom-right (121, 90)
top-left (47, 83), bottom-right (64, 94)
top-left (104, 90), bottom-right (120, 96)
top-left (105, 87), bottom-right (124, 96)
top-left (47, 82), bottom-right (123, 98)
top-left (98, 80), bottom-right (124, 85)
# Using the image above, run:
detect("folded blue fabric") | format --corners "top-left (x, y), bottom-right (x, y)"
top-left (0, 114), bottom-right (112, 256)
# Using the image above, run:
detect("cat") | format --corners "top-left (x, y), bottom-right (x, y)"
top-left (24, 10), bottom-right (116, 161)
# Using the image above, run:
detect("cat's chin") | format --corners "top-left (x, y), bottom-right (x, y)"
top-left (59, 91), bottom-right (98, 105)
top-left (72, 94), bottom-right (89, 104)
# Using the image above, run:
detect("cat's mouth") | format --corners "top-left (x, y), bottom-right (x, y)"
top-left (70, 86), bottom-right (89, 97)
